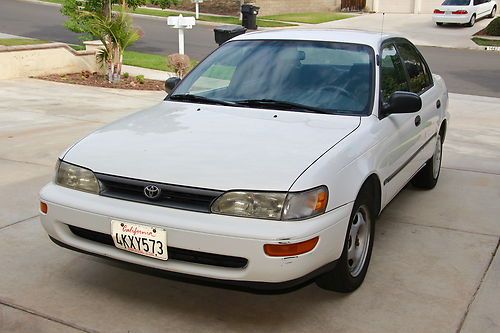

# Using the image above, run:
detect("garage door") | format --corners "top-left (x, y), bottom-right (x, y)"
top-left (378, 0), bottom-right (414, 13)
top-left (420, 0), bottom-right (445, 13)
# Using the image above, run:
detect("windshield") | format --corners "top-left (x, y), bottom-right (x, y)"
top-left (170, 40), bottom-right (375, 115)
top-left (442, 0), bottom-right (470, 5)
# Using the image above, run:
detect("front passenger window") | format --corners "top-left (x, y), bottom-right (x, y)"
top-left (380, 44), bottom-right (409, 102)
top-left (397, 43), bottom-right (432, 94)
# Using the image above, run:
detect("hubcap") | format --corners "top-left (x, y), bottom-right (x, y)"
top-left (433, 135), bottom-right (442, 179)
top-left (347, 205), bottom-right (371, 277)
top-left (471, 16), bottom-right (476, 25)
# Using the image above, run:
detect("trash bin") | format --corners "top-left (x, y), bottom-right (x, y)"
top-left (214, 25), bottom-right (247, 46)
top-left (241, 4), bottom-right (259, 30)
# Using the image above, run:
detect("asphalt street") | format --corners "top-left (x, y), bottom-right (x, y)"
top-left (1, 0), bottom-right (499, 98)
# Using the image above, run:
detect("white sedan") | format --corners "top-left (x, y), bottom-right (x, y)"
top-left (433, 0), bottom-right (497, 26)
top-left (40, 29), bottom-right (449, 292)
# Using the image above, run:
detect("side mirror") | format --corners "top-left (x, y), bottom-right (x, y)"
top-left (383, 91), bottom-right (422, 115)
top-left (165, 77), bottom-right (181, 94)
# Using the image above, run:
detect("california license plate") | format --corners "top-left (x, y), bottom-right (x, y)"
top-left (111, 220), bottom-right (168, 260)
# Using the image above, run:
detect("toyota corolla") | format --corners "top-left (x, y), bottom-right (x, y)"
top-left (39, 30), bottom-right (449, 292)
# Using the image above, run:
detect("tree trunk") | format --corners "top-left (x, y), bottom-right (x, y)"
top-left (102, 0), bottom-right (112, 19)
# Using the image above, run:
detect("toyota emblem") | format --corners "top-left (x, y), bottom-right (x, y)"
top-left (144, 185), bottom-right (161, 200)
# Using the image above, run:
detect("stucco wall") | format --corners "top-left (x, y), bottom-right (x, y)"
top-left (0, 43), bottom-right (98, 80)
top-left (253, 0), bottom-right (342, 16)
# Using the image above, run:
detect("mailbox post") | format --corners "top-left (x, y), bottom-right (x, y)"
top-left (167, 14), bottom-right (196, 55)
top-left (191, 0), bottom-right (204, 19)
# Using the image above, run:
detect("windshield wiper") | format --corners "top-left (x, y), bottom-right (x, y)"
top-left (234, 99), bottom-right (331, 114)
top-left (169, 94), bottom-right (239, 107)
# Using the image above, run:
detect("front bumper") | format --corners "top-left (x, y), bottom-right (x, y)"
top-left (40, 183), bottom-right (352, 285)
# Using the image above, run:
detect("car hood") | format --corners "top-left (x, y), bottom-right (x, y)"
top-left (64, 101), bottom-right (360, 191)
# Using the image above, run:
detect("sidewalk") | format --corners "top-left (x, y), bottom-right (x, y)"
top-left (122, 65), bottom-right (174, 81)
top-left (313, 13), bottom-right (495, 49)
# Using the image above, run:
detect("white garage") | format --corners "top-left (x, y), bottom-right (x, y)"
top-left (377, 0), bottom-right (415, 13)
top-left (420, 0), bottom-right (446, 13)
top-left (369, 0), bottom-right (445, 13)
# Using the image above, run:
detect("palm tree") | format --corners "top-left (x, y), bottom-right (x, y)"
top-left (86, 8), bottom-right (141, 82)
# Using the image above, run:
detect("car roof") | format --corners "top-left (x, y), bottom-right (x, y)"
top-left (231, 29), bottom-right (396, 50)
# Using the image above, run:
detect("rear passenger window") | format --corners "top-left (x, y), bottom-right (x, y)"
top-left (396, 43), bottom-right (432, 94)
top-left (380, 44), bottom-right (409, 102)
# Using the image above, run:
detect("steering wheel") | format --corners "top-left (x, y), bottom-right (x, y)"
top-left (319, 85), bottom-right (356, 101)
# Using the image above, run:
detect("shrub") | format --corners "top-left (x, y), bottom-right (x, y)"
top-left (167, 53), bottom-right (191, 78)
top-left (136, 75), bottom-right (145, 84)
top-left (123, 72), bottom-right (129, 78)
top-left (485, 17), bottom-right (500, 36)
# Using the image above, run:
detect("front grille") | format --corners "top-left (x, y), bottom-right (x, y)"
top-left (95, 173), bottom-right (223, 213)
top-left (68, 225), bottom-right (248, 269)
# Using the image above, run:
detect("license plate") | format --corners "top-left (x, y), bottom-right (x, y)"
top-left (111, 220), bottom-right (168, 260)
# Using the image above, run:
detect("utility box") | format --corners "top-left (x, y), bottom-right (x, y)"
top-left (214, 25), bottom-right (247, 46)
top-left (241, 4), bottom-right (259, 30)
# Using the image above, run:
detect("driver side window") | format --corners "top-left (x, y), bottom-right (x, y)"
top-left (380, 44), bottom-right (409, 102)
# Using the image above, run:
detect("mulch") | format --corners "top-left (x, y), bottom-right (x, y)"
top-left (37, 71), bottom-right (165, 91)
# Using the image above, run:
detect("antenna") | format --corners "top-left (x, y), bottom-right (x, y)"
top-left (381, 12), bottom-right (385, 36)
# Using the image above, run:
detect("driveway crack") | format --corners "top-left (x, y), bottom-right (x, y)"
top-left (0, 215), bottom-right (38, 231)
top-left (457, 237), bottom-right (500, 332)
top-left (0, 298), bottom-right (99, 333)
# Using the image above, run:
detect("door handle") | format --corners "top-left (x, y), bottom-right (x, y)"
top-left (436, 100), bottom-right (441, 109)
top-left (415, 115), bottom-right (421, 127)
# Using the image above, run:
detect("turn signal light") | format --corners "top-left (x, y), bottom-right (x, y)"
top-left (434, 9), bottom-right (445, 14)
top-left (452, 10), bottom-right (468, 14)
top-left (40, 201), bottom-right (48, 214)
top-left (264, 237), bottom-right (319, 257)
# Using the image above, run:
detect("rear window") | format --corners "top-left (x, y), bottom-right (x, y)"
top-left (442, 0), bottom-right (471, 5)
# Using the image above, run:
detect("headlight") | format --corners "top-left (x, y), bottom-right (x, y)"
top-left (55, 160), bottom-right (100, 194)
top-left (211, 186), bottom-right (328, 221)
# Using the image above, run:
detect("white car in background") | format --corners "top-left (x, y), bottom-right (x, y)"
top-left (433, 0), bottom-right (497, 26)
top-left (40, 30), bottom-right (449, 293)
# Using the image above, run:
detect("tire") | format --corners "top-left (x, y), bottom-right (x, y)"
top-left (316, 184), bottom-right (376, 292)
top-left (436, 22), bottom-right (443, 26)
top-left (411, 133), bottom-right (442, 190)
top-left (467, 14), bottom-right (476, 27)
top-left (489, 6), bottom-right (497, 18)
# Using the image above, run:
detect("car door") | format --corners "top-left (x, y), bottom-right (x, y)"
top-left (395, 41), bottom-right (441, 169)
top-left (473, 0), bottom-right (481, 17)
top-left (377, 42), bottom-right (422, 206)
top-left (482, 0), bottom-right (494, 16)
top-left (474, 0), bottom-right (487, 17)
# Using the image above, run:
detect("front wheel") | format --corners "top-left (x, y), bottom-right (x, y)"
top-left (411, 133), bottom-right (442, 189)
top-left (316, 187), bottom-right (375, 292)
top-left (489, 6), bottom-right (497, 18)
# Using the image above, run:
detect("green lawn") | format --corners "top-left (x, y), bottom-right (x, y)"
top-left (128, 7), bottom-right (295, 27)
top-left (123, 50), bottom-right (198, 72)
top-left (71, 47), bottom-right (197, 72)
top-left (261, 12), bottom-right (353, 24)
top-left (0, 38), bottom-right (50, 46)
top-left (472, 37), bottom-right (500, 47)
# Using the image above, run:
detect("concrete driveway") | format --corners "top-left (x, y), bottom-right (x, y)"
top-left (314, 13), bottom-right (498, 49)
top-left (0, 79), bottom-right (499, 333)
